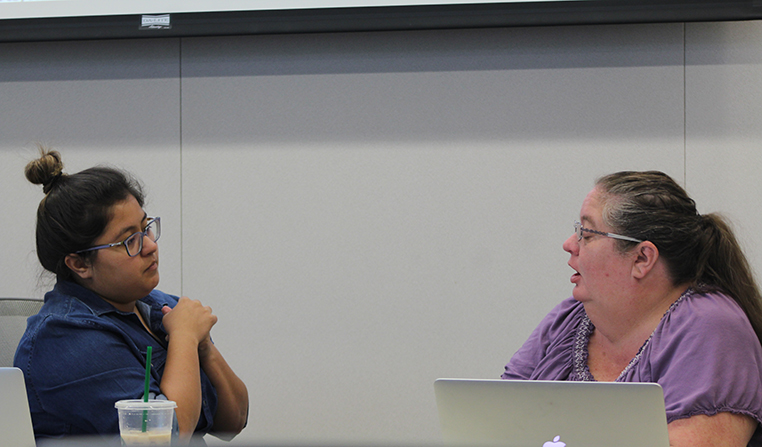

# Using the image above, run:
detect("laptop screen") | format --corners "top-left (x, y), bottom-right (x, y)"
top-left (434, 378), bottom-right (670, 447)
top-left (0, 367), bottom-right (36, 447)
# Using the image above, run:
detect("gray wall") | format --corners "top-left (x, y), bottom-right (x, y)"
top-left (2, 20), bottom-right (762, 445)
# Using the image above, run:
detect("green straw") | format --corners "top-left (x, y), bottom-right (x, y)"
top-left (142, 346), bottom-right (152, 433)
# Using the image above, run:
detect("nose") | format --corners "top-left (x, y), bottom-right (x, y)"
top-left (563, 233), bottom-right (578, 255)
top-left (141, 234), bottom-right (159, 255)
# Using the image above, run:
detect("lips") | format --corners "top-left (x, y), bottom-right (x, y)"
top-left (569, 265), bottom-right (581, 284)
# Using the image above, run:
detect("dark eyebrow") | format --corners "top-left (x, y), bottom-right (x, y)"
top-left (116, 212), bottom-right (148, 238)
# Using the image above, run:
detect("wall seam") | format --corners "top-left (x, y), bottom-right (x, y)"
top-left (683, 22), bottom-right (688, 188)
top-left (179, 37), bottom-right (184, 297)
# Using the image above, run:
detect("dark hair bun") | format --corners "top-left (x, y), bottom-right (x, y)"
top-left (25, 148), bottom-right (65, 194)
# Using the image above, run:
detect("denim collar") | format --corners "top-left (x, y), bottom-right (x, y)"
top-left (53, 280), bottom-right (155, 317)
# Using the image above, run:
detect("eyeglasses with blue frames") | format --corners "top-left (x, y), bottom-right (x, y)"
top-left (574, 221), bottom-right (642, 244)
top-left (76, 217), bottom-right (161, 257)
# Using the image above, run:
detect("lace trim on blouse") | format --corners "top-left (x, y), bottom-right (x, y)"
top-left (572, 288), bottom-right (693, 382)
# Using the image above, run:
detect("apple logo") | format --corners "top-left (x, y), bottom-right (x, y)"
top-left (543, 435), bottom-right (566, 447)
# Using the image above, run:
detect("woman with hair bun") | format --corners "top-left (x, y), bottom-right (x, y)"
top-left (503, 171), bottom-right (762, 447)
top-left (15, 148), bottom-right (248, 444)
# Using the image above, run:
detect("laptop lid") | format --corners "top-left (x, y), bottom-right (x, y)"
top-left (434, 378), bottom-right (670, 447)
top-left (0, 367), bottom-right (36, 447)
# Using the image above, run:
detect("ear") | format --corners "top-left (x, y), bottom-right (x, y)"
top-left (631, 241), bottom-right (659, 280)
top-left (64, 253), bottom-right (94, 280)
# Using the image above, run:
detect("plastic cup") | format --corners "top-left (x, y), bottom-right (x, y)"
top-left (115, 399), bottom-right (176, 446)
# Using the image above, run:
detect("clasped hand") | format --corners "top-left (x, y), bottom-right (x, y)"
top-left (161, 297), bottom-right (217, 352)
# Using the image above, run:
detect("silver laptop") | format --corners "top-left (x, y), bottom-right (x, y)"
top-left (0, 367), bottom-right (36, 447)
top-left (434, 378), bottom-right (669, 447)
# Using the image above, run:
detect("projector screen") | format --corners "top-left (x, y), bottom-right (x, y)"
top-left (1, 0), bottom-right (761, 42)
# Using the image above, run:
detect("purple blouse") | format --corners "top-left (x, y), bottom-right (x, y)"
top-left (502, 290), bottom-right (762, 445)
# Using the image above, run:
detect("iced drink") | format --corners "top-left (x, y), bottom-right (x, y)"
top-left (119, 429), bottom-right (172, 445)
top-left (115, 399), bottom-right (176, 446)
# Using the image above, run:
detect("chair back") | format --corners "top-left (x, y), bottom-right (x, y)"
top-left (0, 298), bottom-right (44, 368)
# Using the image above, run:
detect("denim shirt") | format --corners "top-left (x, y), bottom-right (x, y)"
top-left (13, 280), bottom-right (218, 440)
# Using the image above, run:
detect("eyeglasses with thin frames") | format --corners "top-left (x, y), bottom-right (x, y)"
top-left (76, 217), bottom-right (161, 257)
top-left (574, 221), bottom-right (642, 243)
